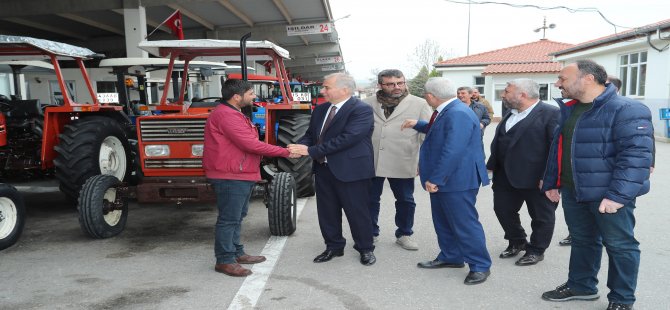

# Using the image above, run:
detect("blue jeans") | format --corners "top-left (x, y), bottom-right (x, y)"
top-left (368, 177), bottom-right (416, 238)
top-left (561, 187), bottom-right (639, 304)
top-left (209, 179), bottom-right (255, 264)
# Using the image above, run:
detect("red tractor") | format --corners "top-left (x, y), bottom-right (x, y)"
top-left (77, 35), bottom-right (314, 238)
top-left (0, 35), bottom-right (136, 250)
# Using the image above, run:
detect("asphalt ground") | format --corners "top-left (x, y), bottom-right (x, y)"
top-left (1, 124), bottom-right (668, 310)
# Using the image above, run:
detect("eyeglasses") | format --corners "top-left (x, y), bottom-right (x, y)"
top-left (381, 81), bottom-right (406, 87)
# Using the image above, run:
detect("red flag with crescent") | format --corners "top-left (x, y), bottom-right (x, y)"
top-left (164, 10), bottom-right (184, 40)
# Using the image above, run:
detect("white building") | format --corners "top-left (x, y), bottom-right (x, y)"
top-left (551, 18), bottom-right (670, 139)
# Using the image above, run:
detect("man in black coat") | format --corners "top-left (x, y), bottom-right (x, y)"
top-left (486, 78), bottom-right (559, 266)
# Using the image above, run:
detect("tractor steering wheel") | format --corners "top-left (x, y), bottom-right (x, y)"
top-left (192, 97), bottom-right (223, 102)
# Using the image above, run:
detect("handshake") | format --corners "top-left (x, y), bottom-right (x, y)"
top-left (286, 144), bottom-right (309, 159)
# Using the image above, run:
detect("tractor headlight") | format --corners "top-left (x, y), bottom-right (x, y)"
top-left (144, 145), bottom-right (170, 157)
top-left (191, 144), bottom-right (204, 156)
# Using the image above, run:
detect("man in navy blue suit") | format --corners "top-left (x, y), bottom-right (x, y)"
top-left (402, 77), bottom-right (492, 285)
top-left (288, 73), bottom-right (377, 266)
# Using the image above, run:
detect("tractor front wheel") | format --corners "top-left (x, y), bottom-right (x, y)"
top-left (0, 184), bottom-right (25, 251)
top-left (267, 172), bottom-right (297, 236)
top-left (78, 174), bottom-right (128, 239)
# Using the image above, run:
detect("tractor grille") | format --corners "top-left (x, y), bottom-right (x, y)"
top-left (139, 118), bottom-right (207, 141)
top-left (144, 158), bottom-right (203, 169)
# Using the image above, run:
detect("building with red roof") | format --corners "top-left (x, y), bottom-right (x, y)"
top-left (434, 39), bottom-right (573, 118)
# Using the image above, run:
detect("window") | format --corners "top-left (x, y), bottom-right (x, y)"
top-left (494, 84), bottom-right (506, 101)
top-left (619, 51), bottom-right (647, 96)
top-left (474, 76), bottom-right (485, 94)
top-left (49, 80), bottom-right (76, 104)
top-left (538, 83), bottom-right (549, 101)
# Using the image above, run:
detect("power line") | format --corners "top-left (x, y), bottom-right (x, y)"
top-left (441, 0), bottom-right (633, 30)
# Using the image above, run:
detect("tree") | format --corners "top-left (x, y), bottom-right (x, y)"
top-left (408, 39), bottom-right (444, 73)
top-left (408, 66), bottom-right (430, 97)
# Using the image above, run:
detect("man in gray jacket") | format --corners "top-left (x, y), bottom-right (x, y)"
top-left (364, 69), bottom-right (432, 250)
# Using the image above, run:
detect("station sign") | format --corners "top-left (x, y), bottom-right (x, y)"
top-left (315, 56), bottom-right (342, 65)
top-left (287, 23), bottom-right (333, 36)
top-left (292, 92), bottom-right (311, 102)
top-left (97, 93), bottom-right (119, 103)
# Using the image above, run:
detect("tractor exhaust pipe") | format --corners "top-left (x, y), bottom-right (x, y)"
top-left (240, 32), bottom-right (251, 81)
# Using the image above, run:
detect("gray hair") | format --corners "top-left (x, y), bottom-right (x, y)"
top-left (507, 78), bottom-right (540, 99)
top-left (456, 86), bottom-right (473, 94)
top-left (377, 69), bottom-right (404, 84)
top-left (424, 77), bottom-right (456, 100)
top-left (325, 72), bottom-right (356, 93)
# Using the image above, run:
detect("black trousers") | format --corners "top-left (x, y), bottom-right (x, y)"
top-left (492, 172), bottom-right (558, 254)
top-left (314, 163), bottom-right (374, 253)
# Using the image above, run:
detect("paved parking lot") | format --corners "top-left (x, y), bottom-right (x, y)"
top-left (1, 127), bottom-right (669, 310)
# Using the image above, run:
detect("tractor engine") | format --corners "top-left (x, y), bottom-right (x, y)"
top-left (0, 99), bottom-right (46, 177)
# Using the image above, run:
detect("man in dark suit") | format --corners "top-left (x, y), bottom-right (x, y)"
top-left (486, 79), bottom-right (560, 266)
top-left (288, 73), bottom-right (376, 266)
top-left (402, 77), bottom-right (492, 285)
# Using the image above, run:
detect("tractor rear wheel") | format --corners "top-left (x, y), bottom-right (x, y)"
top-left (54, 116), bottom-right (131, 202)
top-left (0, 184), bottom-right (25, 251)
top-left (267, 172), bottom-right (297, 236)
top-left (78, 174), bottom-right (128, 239)
top-left (277, 114), bottom-right (315, 197)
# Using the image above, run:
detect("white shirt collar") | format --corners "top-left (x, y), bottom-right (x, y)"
top-left (436, 97), bottom-right (458, 113)
top-left (510, 99), bottom-right (540, 116)
top-left (330, 97), bottom-right (351, 110)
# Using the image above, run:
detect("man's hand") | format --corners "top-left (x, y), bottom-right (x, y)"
top-left (286, 148), bottom-right (302, 158)
top-left (287, 144), bottom-right (309, 156)
top-left (480, 123), bottom-right (484, 129)
top-left (401, 119), bottom-right (418, 130)
top-left (425, 181), bottom-right (438, 193)
top-left (598, 198), bottom-right (624, 214)
top-left (545, 189), bottom-right (560, 202)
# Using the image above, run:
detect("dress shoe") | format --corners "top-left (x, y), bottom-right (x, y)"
top-left (499, 243), bottom-right (526, 258)
top-left (236, 254), bottom-right (266, 264)
top-left (464, 270), bottom-right (490, 285)
top-left (515, 253), bottom-right (544, 266)
top-left (214, 263), bottom-right (252, 277)
top-left (417, 259), bottom-right (465, 269)
top-left (360, 251), bottom-right (376, 266)
top-left (313, 249), bottom-right (344, 263)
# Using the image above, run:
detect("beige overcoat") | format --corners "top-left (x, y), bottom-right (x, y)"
top-left (364, 94), bottom-right (432, 178)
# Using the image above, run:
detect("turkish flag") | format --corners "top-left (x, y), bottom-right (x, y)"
top-left (164, 10), bottom-right (184, 40)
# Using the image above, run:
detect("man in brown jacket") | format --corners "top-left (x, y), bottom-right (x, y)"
top-left (364, 69), bottom-right (432, 250)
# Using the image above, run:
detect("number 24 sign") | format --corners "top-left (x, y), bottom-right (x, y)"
top-left (287, 23), bottom-right (334, 36)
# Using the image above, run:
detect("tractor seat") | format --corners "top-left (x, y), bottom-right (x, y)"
top-left (5, 99), bottom-right (42, 118)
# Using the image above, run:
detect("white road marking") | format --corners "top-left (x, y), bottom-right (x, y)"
top-left (227, 197), bottom-right (309, 310)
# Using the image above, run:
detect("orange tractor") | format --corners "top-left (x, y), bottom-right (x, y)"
top-left (77, 35), bottom-right (314, 239)
top-left (0, 35), bottom-right (137, 250)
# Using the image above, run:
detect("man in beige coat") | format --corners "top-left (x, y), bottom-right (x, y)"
top-left (364, 69), bottom-right (432, 250)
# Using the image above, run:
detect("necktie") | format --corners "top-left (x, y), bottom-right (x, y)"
top-left (318, 105), bottom-right (337, 145)
top-left (316, 106), bottom-right (337, 164)
top-left (427, 110), bottom-right (438, 131)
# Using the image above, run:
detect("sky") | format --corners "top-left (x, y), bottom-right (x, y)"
top-left (329, 0), bottom-right (670, 85)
